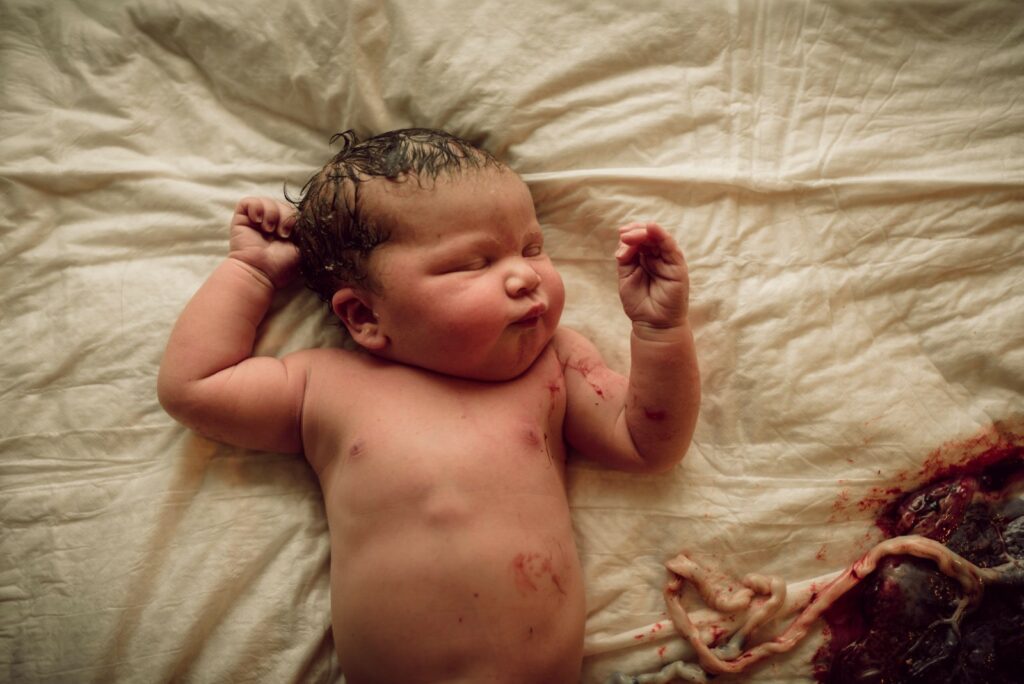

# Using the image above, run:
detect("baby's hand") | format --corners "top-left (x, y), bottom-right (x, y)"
top-left (229, 196), bottom-right (300, 288)
top-left (615, 222), bottom-right (690, 329)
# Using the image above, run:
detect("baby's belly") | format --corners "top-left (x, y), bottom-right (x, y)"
top-left (327, 501), bottom-right (585, 683)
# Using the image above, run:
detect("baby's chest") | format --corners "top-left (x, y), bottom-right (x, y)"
top-left (315, 362), bottom-right (569, 515)
top-left (347, 387), bottom-right (563, 476)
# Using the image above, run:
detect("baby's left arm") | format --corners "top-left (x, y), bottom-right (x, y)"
top-left (558, 222), bottom-right (699, 473)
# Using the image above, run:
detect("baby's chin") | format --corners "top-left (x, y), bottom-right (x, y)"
top-left (422, 350), bottom-right (548, 383)
top-left (384, 331), bottom-right (555, 382)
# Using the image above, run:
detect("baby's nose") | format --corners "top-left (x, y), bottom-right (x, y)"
top-left (505, 261), bottom-right (542, 297)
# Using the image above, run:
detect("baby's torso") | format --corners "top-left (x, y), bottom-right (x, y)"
top-left (300, 345), bottom-right (585, 684)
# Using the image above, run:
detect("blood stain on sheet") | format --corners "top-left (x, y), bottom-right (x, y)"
top-left (854, 484), bottom-right (904, 516)
top-left (814, 432), bottom-right (1024, 683)
top-left (829, 489), bottom-right (851, 520)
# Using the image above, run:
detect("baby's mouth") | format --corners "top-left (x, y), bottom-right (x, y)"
top-left (513, 303), bottom-right (547, 326)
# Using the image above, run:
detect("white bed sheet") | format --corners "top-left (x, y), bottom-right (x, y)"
top-left (2, 1), bottom-right (1022, 682)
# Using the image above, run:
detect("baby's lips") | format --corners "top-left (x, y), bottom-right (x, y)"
top-left (515, 302), bottom-right (548, 323)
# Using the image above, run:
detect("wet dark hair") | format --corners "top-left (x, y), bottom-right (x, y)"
top-left (288, 128), bottom-right (501, 302)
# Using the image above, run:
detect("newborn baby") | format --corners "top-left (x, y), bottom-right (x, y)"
top-left (158, 128), bottom-right (700, 683)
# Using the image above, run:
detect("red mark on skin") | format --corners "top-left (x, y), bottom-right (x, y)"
top-left (511, 552), bottom-right (566, 595)
top-left (547, 381), bottom-right (564, 418)
top-left (567, 360), bottom-right (594, 377)
top-left (644, 408), bottom-right (667, 421)
top-left (658, 646), bottom-right (667, 659)
top-left (540, 555), bottom-right (567, 595)
top-left (521, 429), bottom-right (552, 461)
top-left (512, 554), bottom-right (539, 593)
top-left (566, 360), bottom-right (607, 399)
top-left (348, 439), bottom-right (366, 460)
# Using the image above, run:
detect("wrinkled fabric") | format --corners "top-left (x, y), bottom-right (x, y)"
top-left (1, 1), bottom-right (1021, 681)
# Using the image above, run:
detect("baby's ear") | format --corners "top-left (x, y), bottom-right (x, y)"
top-left (331, 288), bottom-right (387, 351)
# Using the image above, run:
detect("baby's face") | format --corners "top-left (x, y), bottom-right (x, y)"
top-left (362, 168), bottom-right (565, 381)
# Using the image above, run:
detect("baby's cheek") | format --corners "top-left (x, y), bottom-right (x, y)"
top-left (454, 301), bottom-right (511, 338)
top-left (543, 265), bottom-right (565, 304)
top-left (540, 283), bottom-right (565, 328)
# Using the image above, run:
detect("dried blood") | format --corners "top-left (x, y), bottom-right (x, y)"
top-left (816, 446), bottom-right (1024, 683)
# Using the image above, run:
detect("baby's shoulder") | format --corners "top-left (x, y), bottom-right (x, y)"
top-left (290, 345), bottom-right (372, 371)
top-left (282, 346), bottom-right (382, 385)
top-left (285, 347), bottom-right (393, 416)
top-left (550, 326), bottom-right (603, 366)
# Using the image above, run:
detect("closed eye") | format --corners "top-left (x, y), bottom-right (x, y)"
top-left (523, 243), bottom-right (544, 258)
top-left (441, 258), bottom-right (488, 273)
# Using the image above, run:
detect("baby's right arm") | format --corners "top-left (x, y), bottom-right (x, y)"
top-left (157, 197), bottom-right (309, 454)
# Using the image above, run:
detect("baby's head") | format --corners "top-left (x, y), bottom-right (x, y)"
top-left (292, 128), bottom-right (565, 381)
top-left (292, 128), bottom-right (499, 298)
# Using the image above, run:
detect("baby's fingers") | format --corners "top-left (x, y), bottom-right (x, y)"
top-left (278, 211), bottom-right (297, 238)
top-left (618, 222), bottom-right (675, 259)
top-left (616, 222), bottom-right (684, 264)
top-left (618, 222), bottom-right (674, 248)
top-left (255, 198), bottom-right (280, 233)
top-left (234, 197), bottom-right (295, 238)
top-left (234, 197), bottom-right (269, 228)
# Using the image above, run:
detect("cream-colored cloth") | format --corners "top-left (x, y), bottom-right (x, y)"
top-left (2, 1), bottom-right (1021, 681)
